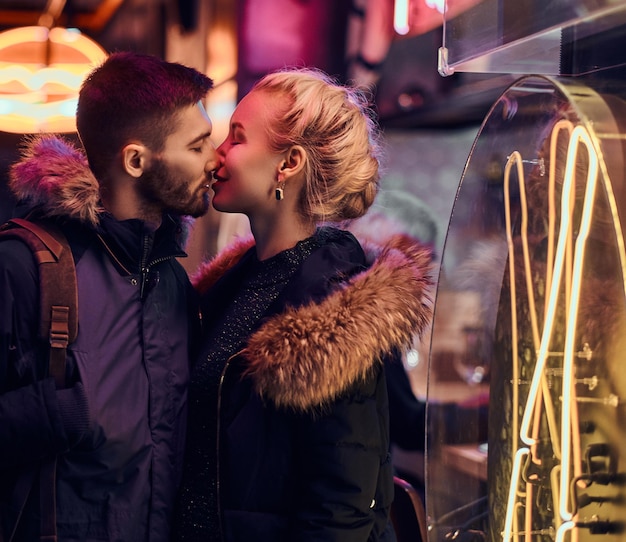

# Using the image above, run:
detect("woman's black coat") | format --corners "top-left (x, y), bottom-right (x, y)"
top-left (192, 231), bottom-right (433, 542)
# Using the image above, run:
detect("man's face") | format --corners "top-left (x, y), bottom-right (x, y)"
top-left (139, 101), bottom-right (217, 218)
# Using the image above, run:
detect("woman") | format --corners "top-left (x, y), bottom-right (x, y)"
top-left (173, 68), bottom-right (433, 542)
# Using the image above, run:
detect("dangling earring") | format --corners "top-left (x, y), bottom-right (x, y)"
top-left (275, 176), bottom-right (285, 201)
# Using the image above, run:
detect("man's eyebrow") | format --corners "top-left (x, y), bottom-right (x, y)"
top-left (188, 129), bottom-right (213, 145)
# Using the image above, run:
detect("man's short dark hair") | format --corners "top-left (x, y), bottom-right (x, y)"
top-left (76, 51), bottom-right (213, 180)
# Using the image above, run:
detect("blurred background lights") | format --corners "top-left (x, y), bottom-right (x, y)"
top-left (0, 25), bottom-right (107, 134)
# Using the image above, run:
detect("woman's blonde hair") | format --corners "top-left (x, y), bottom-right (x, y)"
top-left (251, 67), bottom-right (382, 222)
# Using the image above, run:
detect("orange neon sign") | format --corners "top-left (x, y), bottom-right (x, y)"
top-left (0, 26), bottom-right (107, 134)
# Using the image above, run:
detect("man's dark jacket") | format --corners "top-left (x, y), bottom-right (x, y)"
top-left (0, 135), bottom-right (198, 541)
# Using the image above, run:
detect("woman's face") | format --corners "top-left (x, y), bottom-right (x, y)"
top-left (212, 90), bottom-right (285, 218)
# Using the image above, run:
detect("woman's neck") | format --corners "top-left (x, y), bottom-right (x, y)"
top-left (251, 220), bottom-right (317, 261)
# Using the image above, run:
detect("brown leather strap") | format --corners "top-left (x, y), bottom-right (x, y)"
top-left (7, 219), bottom-right (65, 260)
top-left (39, 458), bottom-right (58, 542)
top-left (0, 219), bottom-right (78, 387)
top-left (5, 219), bottom-right (78, 346)
top-left (0, 218), bottom-right (77, 542)
top-left (48, 306), bottom-right (71, 389)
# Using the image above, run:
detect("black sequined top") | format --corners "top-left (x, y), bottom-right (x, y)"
top-left (172, 233), bottom-right (321, 541)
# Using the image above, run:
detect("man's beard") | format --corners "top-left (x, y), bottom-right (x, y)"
top-left (138, 157), bottom-right (209, 218)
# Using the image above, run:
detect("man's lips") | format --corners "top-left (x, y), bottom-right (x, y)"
top-left (210, 176), bottom-right (227, 190)
top-left (204, 174), bottom-right (221, 189)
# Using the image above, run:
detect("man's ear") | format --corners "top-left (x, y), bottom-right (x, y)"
top-left (122, 143), bottom-right (151, 178)
top-left (279, 145), bottom-right (306, 179)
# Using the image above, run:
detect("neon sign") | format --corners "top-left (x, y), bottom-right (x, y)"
top-left (0, 26), bottom-right (107, 133)
top-left (502, 119), bottom-right (626, 541)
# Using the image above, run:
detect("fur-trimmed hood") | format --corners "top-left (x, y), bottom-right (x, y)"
top-left (193, 233), bottom-right (433, 412)
top-left (8, 134), bottom-right (193, 245)
top-left (9, 134), bottom-right (103, 226)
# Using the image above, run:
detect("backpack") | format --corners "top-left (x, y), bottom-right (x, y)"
top-left (0, 217), bottom-right (78, 542)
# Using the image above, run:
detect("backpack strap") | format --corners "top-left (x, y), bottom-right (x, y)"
top-left (0, 218), bottom-right (78, 388)
top-left (0, 218), bottom-right (78, 542)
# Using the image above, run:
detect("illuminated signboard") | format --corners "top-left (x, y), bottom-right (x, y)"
top-left (0, 26), bottom-right (107, 133)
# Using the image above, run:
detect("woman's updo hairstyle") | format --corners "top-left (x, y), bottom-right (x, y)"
top-left (251, 67), bottom-right (382, 222)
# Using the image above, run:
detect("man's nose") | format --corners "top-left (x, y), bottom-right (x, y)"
top-left (205, 145), bottom-right (219, 172)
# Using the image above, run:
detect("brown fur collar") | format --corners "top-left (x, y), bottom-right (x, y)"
top-left (9, 134), bottom-right (103, 226)
top-left (193, 233), bottom-right (433, 412)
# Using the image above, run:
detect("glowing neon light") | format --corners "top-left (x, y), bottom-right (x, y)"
top-left (559, 126), bottom-right (599, 521)
top-left (394, 0), bottom-right (410, 35)
top-left (0, 25), bottom-right (107, 133)
top-left (425, 0), bottom-right (445, 13)
top-left (502, 447), bottom-right (529, 541)
top-left (546, 121), bottom-right (574, 318)
top-left (501, 121), bottom-right (610, 541)
top-left (503, 153), bottom-right (521, 452)
top-left (504, 151), bottom-right (561, 458)
top-left (519, 126), bottom-right (587, 447)
top-left (550, 465), bottom-right (563, 529)
top-left (394, 0), bottom-right (445, 35)
top-left (555, 521), bottom-right (575, 542)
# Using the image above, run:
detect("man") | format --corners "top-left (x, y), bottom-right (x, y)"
top-left (0, 51), bottom-right (217, 541)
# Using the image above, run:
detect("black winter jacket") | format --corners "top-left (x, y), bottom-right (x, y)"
top-left (189, 229), bottom-right (433, 542)
top-left (0, 135), bottom-right (198, 542)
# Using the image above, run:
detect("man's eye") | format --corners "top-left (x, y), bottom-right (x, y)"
top-left (191, 140), bottom-right (208, 152)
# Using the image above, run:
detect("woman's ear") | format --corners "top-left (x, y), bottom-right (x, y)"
top-left (121, 143), bottom-right (151, 178)
top-left (279, 145), bottom-right (306, 178)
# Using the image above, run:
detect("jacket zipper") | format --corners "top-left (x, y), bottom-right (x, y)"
top-left (140, 234), bottom-right (185, 298)
top-left (139, 235), bottom-right (152, 299)
top-left (141, 254), bottom-right (177, 298)
top-left (216, 350), bottom-right (242, 535)
top-left (97, 232), bottom-right (179, 298)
